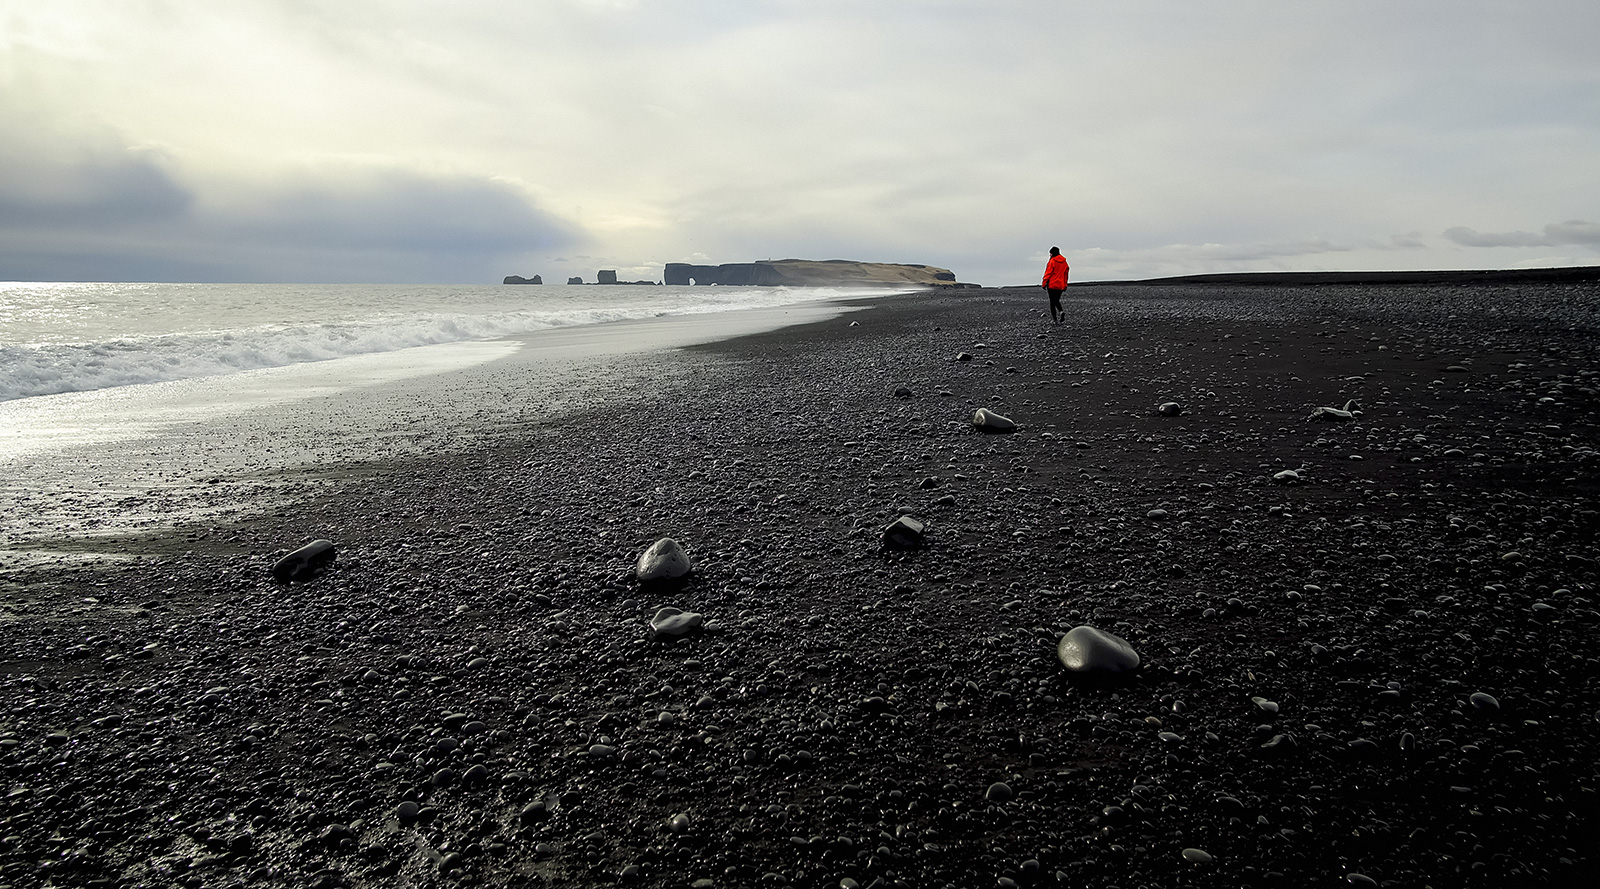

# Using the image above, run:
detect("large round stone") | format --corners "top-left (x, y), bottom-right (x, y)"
top-left (1056, 626), bottom-right (1140, 673)
top-left (636, 538), bottom-right (692, 582)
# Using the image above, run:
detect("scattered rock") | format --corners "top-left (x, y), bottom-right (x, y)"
top-left (271, 539), bottom-right (336, 583)
top-left (649, 607), bottom-right (704, 640)
top-left (971, 408), bottom-right (1017, 433)
top-left (1056, 626), bottom-right (1140, 673)
top-left (1308, 400), bottom-right (1361, 422)
top-left (1157, 402), bottom-right (1183, 416)
top-left (636, 538), bottom-right (692, 583)
top-left (882, 515), bottom-right (927, 550)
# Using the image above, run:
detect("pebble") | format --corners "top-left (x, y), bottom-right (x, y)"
top-left (636, 537), bottom-right (693, 582)
top-left (1251, 696), bottom-right (1280, 714)
top-left (650, 607), bottom-right (704, 639)
top-left (1181, 848), bottom-right (1213, 864)
top-left (883, 515), bottom-right (927, 550)
top-left (518, 801), bottom-right (549, 824)
top-left (985, 782), bottom-right (1014, 802)
top-left (972, 408), bottom-right (1018, 432)
top-left (1469, 692), bottom-right (1500, 710)
top-left (1056, 626), bottom-right (1140, 672)
top-left (271, 538), bottom-right (337, 583)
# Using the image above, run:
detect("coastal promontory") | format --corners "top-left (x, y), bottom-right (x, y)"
top-left (663, 259), bottom-right (962, 287)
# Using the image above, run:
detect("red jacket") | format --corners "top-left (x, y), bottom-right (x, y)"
top-left (1042, 254), bottom-right (1069, 290)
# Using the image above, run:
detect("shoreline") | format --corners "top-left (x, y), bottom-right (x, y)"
top-left (0, 298), bottom-right (871, 561)
top-left (3, 281), bottom-right (1597, 887)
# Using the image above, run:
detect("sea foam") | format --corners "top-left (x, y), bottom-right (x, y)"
top-left (0, 284), bottom-right (890, 401)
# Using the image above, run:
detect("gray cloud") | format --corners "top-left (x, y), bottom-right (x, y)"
top-left (220, 164), bottom-right (581, 255)
top-left (0, 131), bottom-right (584, 283)
top-left (1443, 221), bottom-right (1600, 249)
top-left (4, 2), bottom-right (1599, 283)
top-left (0, 128), bottom-right (193, 230)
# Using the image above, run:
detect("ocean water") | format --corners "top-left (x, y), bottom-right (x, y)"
top-left (0, 282), bottom-right (888, 552)
top-left (0, 281), bottom-right (890, 402)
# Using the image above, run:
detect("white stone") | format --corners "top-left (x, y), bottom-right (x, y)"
top-left (1056, 626), bottom-right (1140, 672)
top-left (971, 408), bottom-right (1017, 432)
top-left (1307, 400), bottom-right (1360, 422)
top-left (636, 537), bottom-right (692, 582)
top-left (650, 606), bottom-right (704, 639)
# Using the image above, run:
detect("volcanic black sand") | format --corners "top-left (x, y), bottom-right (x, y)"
top-left (3, 281), bottom-right (1599, 888)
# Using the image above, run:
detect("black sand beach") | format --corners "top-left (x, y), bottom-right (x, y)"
top-left (4, 281), bottom-right (1599, 888)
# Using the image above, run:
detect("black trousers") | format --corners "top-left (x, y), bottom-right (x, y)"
top-left (1047, 288), bottom-right (1064, 317)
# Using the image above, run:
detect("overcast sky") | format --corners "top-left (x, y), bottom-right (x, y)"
top-left (2, 0), bottom-right (1597, 285)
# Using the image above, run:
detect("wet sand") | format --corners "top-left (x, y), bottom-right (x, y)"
top-left (2, 282), bottom-right (1598, 888)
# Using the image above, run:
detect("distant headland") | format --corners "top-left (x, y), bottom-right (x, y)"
top-left (663, 259), bottom-right (969, 287)
top-left (505, 259), bottom-right (975, 287)
top-left (1088, 266), bottom-right (1600, 287)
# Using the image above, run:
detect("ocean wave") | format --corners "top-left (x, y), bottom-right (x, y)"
top-left (0, 293), bottom-right (786, 401)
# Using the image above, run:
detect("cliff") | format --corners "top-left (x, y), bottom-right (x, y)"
top-left (663, 259), bottom-right (961, 287)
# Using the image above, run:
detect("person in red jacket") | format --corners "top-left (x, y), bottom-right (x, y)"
top-left (1041, 246), bottom-right (1069, 324)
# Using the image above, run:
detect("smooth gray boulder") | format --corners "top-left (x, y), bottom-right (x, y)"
top-left (271, 539), bottom-right (336, 583)
top-left (649, 606), bottom-right (703, 640)
top-left (636, 538), bottom-right (692, 582)
top-left (1056, 626), bottom-right (1141, 672)
top-left (971, 408), bottom-right (1017, 433)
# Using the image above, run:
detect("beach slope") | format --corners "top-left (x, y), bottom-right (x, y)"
top-left (3, 281), bottom-right (1597, 887)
